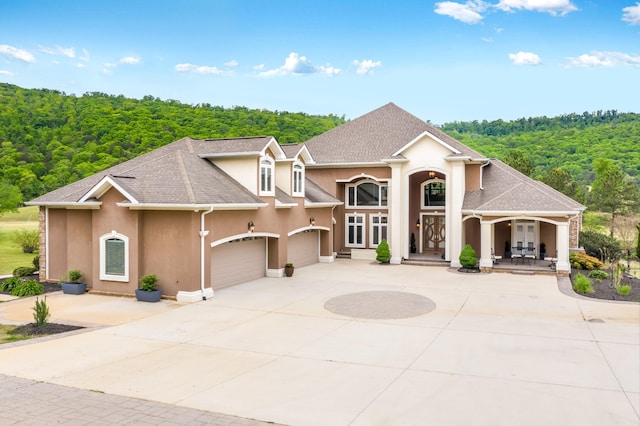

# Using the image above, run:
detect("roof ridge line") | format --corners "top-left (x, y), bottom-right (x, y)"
top-left (175, 151), bottom-right (197, 203)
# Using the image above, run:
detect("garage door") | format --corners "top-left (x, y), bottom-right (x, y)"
top-left (287, 231), bottom-right (319, 268)
top-left (211, 238), bottom-right (266, 290)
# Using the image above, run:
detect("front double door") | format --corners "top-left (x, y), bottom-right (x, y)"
top-left (422, 214), bottom-right (446, 256)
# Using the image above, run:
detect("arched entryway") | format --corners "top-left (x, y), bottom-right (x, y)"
top-left (408, 170), bottom-right (448, 260)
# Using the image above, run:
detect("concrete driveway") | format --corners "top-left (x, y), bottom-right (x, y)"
top-left (0, 260), bottom-right (638, 426)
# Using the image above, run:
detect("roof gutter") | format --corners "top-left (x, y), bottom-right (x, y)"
top-left (199, 206), bottom-right (214, 300)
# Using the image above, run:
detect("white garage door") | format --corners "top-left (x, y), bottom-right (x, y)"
top-left (288, 231), bottom-right (319, 268)
top-left (211, 238), bottom-right (266, 290)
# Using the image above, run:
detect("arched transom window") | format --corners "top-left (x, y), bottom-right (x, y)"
top-left (346, 181), bottom-right (388, 208)
top-left (421, 179), bottom-right (446, 207)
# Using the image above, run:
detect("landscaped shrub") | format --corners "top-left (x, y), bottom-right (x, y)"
top-left (32, 255), bottom-right (40, 270)
top-left (588, 270), bottom-right (609, 282)
top-left (13, 229), bottom-right (39, 254)
top-left (569, 252), bottom-right (603, 270)
top-left (32, 296), bottom-right (50, 326)
top-left (579, 230), bottom-right (622, 262)
top-left (139, 274), bottom-right (158, 291)
top-left (375, 239), bottom-right (391, 263)
top-left (13, 266), bottom-right (37, 277)
top-left (11, 279), bottom-right (44, 297)
top-left (616, 285), bottom-right (632, 296)
top-left (459, 244), bottom-right (477, 269)
top-left (1, 277), bottom-right (24, 292)
top-left (573, 274), bottom-right (594, 294)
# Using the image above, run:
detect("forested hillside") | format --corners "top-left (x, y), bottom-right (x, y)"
top-left (0, 83), bottom-right (344, 202)
top-left (1, 82), bottom-right (639, 209)
top-left (441, 112), bottom-right (640, 184)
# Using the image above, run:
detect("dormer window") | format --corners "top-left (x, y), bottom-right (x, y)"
top-left (260, 157), bottom-right (274, 195)
top-left (293, 162), bottom-right (304, 196)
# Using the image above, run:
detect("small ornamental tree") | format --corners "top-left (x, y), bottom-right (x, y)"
top-left (376, 239), bottom-right (391, 263)
top-left (636, 223), bottom-right (640, 258)
top-left (459, 244), bottom-right (477, 269)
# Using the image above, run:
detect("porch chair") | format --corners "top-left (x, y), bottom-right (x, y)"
top-left (491, 249), bottom-right (502, 265)
top-left (511, 242), bottom-right (524, 264)
top-left (548, 251), bottom-right (558, 270)
top-left (524, 242), bottom-right (536, 264)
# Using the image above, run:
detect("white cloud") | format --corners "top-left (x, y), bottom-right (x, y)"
top-left (0, 44), bottom-right (35, 63)
top-left (76, 63), bottom-right (85, 68)
top-left (565, 51), bottom-right (640, 68)
top-left (38, 45), bottom-right (75, 58)
top-left (495, 0), bottom-right (578, 16)
top-left (434, 1), bottom-right (488, 24)
top-left (352, 59), bottom-right (382, 74)
top-left (258, 52), bottom-right (341, 77)
top-left (79, 48), bottom-right (90, 62)
top-left (623, 2), bottom-right (640, 25)
top-left (225, 59), bottom-right (238, 67)
top-left (175, 63), bottom-right (225, 75)
top-left (119, 56), bottom-right (140, 65)
top-left (509, 51), bottom-right (542, 65)
top-left (0, 70), bottom-right (15, 76)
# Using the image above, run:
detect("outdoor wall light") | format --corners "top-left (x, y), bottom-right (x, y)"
top-left (416, 219), bottom-right (421, 228)
top-left (428, 171), bottom-right (436, 178)
top-left (248, 221), bottom-right (255, 233)
top-left (310, 217), bottom-right (315, 226)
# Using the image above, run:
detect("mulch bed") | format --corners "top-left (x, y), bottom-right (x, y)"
top-left (571, 269), bottom-right (640, 302)
top-left (1, 275), bottom-right (85, 337)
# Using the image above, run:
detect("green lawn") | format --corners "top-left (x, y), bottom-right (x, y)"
top-left (0, 206), bottom-right (39, 276)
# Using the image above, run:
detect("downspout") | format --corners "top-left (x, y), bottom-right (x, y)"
top-left (199, 206), bottom-right (214, 300)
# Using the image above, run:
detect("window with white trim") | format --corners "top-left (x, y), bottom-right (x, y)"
top-left (421, 179), bottom-right (445, 207)
top-left (292, 162), bottom-right (304, 196)
top-left (345, 213), bottom-right (365, 248)
top-left (346, 181), bottom-right (388, 208)
top-left (260, 156), bottom-right (274, 195)
top-left (100, 232), bottom-right (129, 282)
top-left (370, 214), bottom-right (388, 247)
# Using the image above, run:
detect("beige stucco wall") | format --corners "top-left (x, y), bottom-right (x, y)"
top-left (212, 157), bottom-right (259, 193)
top-left (465, 164), bottom-right (481, 191)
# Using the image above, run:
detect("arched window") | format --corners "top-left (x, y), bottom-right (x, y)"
top-left (346, 181), bottom-right (388, 208)
top-left (422, 179), bottom-right (446, 207)
top-left (259, 156), bottom-right (274, 195)
top-left (100, 231), bottom-right (129, 282)
top-left (292, 162), bottom-right (304, 196)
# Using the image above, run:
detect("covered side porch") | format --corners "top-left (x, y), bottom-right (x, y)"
top-left (462, 214), bottom-right (579, 275)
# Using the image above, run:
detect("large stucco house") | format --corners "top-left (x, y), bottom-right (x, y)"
top-left (28, 103), bottom-right (584, 301)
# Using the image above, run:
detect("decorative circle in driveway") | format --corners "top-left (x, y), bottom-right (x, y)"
top-left (324, 291), bottom-right (436, 319)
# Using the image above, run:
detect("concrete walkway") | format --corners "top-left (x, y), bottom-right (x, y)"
top-left (0, 260), bottom-right (638, 425)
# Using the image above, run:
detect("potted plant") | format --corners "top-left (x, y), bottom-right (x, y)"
top-left (410, 232), bottom-right (416, 254)
top-left (61, 269), bottom-right (87, 295)
top-left (376, 238), bottom-right (391, 263)
top-left (284, 263), bottom-right (295, 277)
top-left (539, 242), bottom-right (546, 260)
top-left (135, 274), bottom-right (162, 302)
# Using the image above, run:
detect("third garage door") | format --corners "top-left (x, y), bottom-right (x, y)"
top-left (211, 238), bottom-right (265, 290)
top-left (287, 231), bottom-right (319, 268)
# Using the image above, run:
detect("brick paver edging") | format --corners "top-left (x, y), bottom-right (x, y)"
top-left (0, 374), bottom-right (282, 425)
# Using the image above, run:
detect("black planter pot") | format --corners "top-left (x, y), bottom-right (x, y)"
top-left (61, 282), bottom-right (87, 295)
top-left (284, 266), bottom-right (295, 277)
top-left (135, 289), bottom-right (162, 302)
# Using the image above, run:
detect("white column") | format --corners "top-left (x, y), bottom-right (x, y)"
top-left (389, 163), bottom-right (403, 264)
top-left (556, 222), bottom-right (570, 273)
top-left (479, 220), bottom-right (493, 269)
top-left (448, 161), bottom-right (465, 268)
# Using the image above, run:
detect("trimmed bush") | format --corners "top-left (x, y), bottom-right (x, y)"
top-left (570, 252), bottom-right (603, 270)
top-left (616, 285), bottom-right (632, 296)
top-left (572, 274), bottom-right (594, 294)
top-left (13, 266), bottom-right (37, 277)
top-left (32, 255), bottom-right (40, 270)
top-left (459, 244), bottom-right (477, 269)
top-left (139, 274), bottom-right (158, 292)
top-left (11, 279), bottom-right (44, 297)
top-left (32, 296), bottom-right (50, 326)
top-left (375, 239), bottom-right (391, 263)
top-left (65, 269), bottom-right (83, 283)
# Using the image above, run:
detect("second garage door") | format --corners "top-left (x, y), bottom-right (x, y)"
top-left (287, 231), bottom-right (319, 268)
top-left (211, 238), bottom-right (266, 290)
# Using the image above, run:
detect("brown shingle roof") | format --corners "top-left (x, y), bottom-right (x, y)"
top-left (304, 102), bottom-right (484, 164)
top-left (29, 137), bottom-right (266, 206)
top-left (463, 160), bottom-right (585, 213)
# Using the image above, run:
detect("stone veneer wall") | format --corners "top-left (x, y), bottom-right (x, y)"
top-left (569, 212), bottom-right (582, 248)
top-left (38, 207), bottom-right (46, 278)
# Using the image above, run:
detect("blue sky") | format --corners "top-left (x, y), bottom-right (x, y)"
top-left (1, 0), bottom-right (639, 124)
